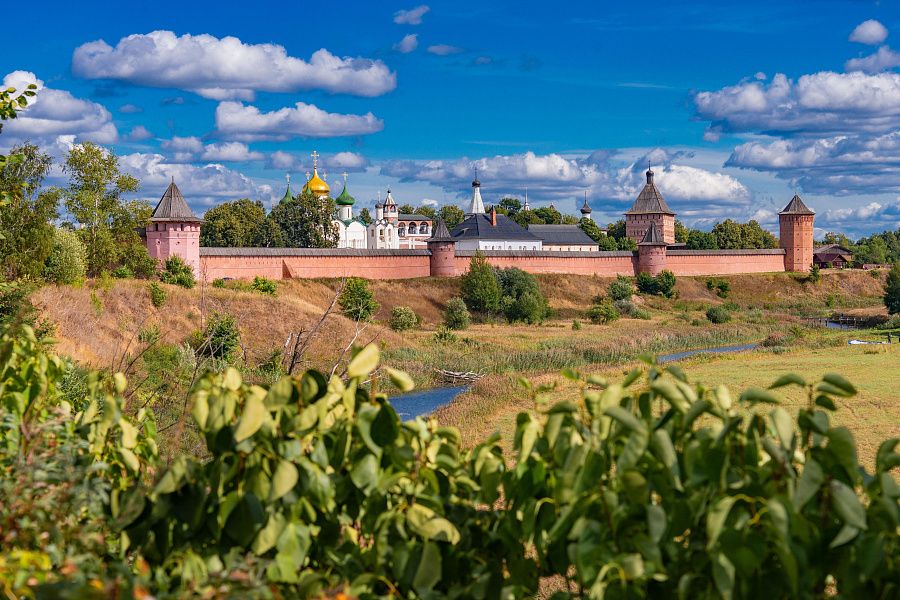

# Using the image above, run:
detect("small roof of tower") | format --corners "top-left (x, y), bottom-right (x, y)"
top-left (626, 168), bottom-right (675, 215)
top-left (280, 174), bottom-right (293, 204)
top-left (151, 178), bottom-right (201, 222)
top-left (384, 189), bottom-right (396, 205)
top-left (580, 193), bottom-right (592, 215)
top-left (638, 223), bottom-right (666, 246)
top-left (468, 168), bottom-right (486, 214)
top-left (779, 194), bottom-right (815, 215)
top-left (336, 174), bottom-right (355, 206)
top-left (427, 219), bottom-right (455, 242)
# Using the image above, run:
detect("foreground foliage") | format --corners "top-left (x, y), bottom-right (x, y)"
top-left (0, 324), bottom-right (898, 599)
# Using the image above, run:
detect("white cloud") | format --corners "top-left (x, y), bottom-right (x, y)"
top-left (849, 19), bottom-right (888, 45)
top-left (394, 5), bottom-right (429, 25)
top-left (119, 103), bottom-right (143, 114)
top-left (328, 151), bottom-right (369, 171)
top-left (845, 45), bottom-right (900, 73)
top-left (215, 100), bottom-right (383, 141)
top-left (0, 71), bottom-right (118, 148)
top-left (72, 30), bottom-right (397, 100)
top-left (200, 141), bottom-right (263, 162)
top-left (265, 150), bottom-right (368, 172)
top-left (268, 150), bottom-right (297, 170)
top-left (427, 44), bottom-right (464, 56)
top-left (126, 125), bottom-right (153, 141)
top-left (394, 33), bottom-right (419, 53)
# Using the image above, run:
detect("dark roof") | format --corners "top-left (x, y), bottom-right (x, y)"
top-left (398, 213), bottom-right (433, 221)
top-left (779, 194), bottom-right (814, 215)
top-left (638, 223), bottom-right (666, 245)
top-left (814, 244), bottom-right (853, 257)
top-left (450, 213), bottom-right (539, 241)
top-left (151, 179), bottom-right (201, 222)
top-left (527, 224), bottom-right (597, 246)
top-left (428, 219), bottom-right (455, 242)
top-left (626, 169), bottom-right (675, 215)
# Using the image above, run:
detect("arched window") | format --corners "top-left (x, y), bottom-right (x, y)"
top-left (398, 226), bottom-right (406, 237)
top-left (420, 224), bottom-right (429, 234)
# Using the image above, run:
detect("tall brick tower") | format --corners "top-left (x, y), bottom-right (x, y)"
top-left (626, 168), bottom-right (676, 245)
top-left (427, 219), bottom-right (457, 277)
top-left (145, 178), bottom-right (202, 277)
top-left (778, 194), bottom-right (815, 273)
top-left (637, 223), bottom-right (668, 275)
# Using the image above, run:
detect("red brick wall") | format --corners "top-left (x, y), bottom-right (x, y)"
top-left (201, 252), bottom-right (430, 281)
top-left (453, 252), bottom-right (638, 276)
top-left (665, 251), bottom-right (785, 275)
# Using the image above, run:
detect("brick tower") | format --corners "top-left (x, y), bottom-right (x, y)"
top-left (637, 223), bottom-right (668, 275)
top-left (145, 178), bottom-right (202, 277)
top-left (778, 194), bottom-right (815, 273)
top-left (427, 219), bottom-right (457, 277)
top-left (626, 168), bottom-right (676, 245)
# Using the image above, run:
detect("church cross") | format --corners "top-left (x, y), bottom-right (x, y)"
top-left (310, 150), bottom-right (319, 169)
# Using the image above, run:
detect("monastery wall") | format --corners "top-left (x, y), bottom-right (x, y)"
top-left (453, 250), bottom-right (637, 276)
top-left (665, 249), bottom-right (786, 275)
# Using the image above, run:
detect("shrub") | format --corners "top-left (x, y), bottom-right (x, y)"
top-left (807, 264), bottom-right (821, 283)
top-left (250, 276), bottom-right (277, 296)
top-left (636, 270), bottom-right (677, 298)
top-left (148, 282), bottom-right (166, 308)
top-left (138, 323), bottom-right (161, 345)
top-left (587, 298), bottom-right (619, 324)
top-left (389, 306), bottom-right (419, 331)
top-left (722, 300), bottom-right (740, 312)
top-left (631, 307), bottom-right (651, 320)
top-left (460, 252), bottom-right (501, 313)
top-left (762, 331), bottom-right (788, 347)
top-left (869, 268), bottom-right (882, 279)
top-left (443, 297), bottom-right (471, 330)
top-left (43, 228), bottom-right (87, 285)
top-left (212, 278), bottom-right (226, 288)
top-left (497, 267), bottom-right (548, 324)
top-left (432, 324), bottom-right (458, 343)
top-left (111, 264), bottom-right (133, 279)
top-left (706, 305), bottom-right (732, 323)
top-left (338, 277), bottom-right (379, 321)
top-left (158, 256), bottom-right (196, 289)
top-left (571, 319), bottom-right (582, 331)
top-left (613, 298), bottom-right (635, 316)
top-left (191, 312), bottom-right (241, 361)
top-left (885, 262), bottom-right (900, 315)
top-left (608, 275), bottom-right (635, 301)
top-left (706, 278), bottom-right (730, 298)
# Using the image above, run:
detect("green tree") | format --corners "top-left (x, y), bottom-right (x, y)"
top-left (159, 256), bottom-right (196, 289)
top-left (397, 203), bottom-right (416, 215)
top-left (60, 143), bottom-right (149, 275)
top-left (438, 205), bottom-right (465, 230)
top-left (607, 219), bottom-right (627, 240)
top-left (358, 207), bottom-right (373, 225)
top-left (43, 228), bottom-right (87, 285)
top-left (461, 252), bottom-right (501, 313)
top-left (532, 206), bottom-right (562, 224)
top-left (686, 229), bottom-right (718, 249)
top-left (389, 306), bottom-right (418, 331)
top-left (674, 219), bottom-right (689, 243)
top-left (338, 277), bottom-right (379, 321)
top-left (497, 267), bottom-right (548, 324)
top-left (884, 262), bottom-right (900, 314)
top-left (0, 82), bottom-right (37, 188)
top-left (608, 275), bottom-right (635, 301)
top-left (587, 298), bottom-right (619, 323)
top-left (191, 312), bottom-right (241, 361)
top-left (617, 237), bottom-right (637, 251)
top-left (498, 197), bottom-right (521, 216)
top-left (269, 191), bottom-right (338, 248)
top-left (443, 297), bottom-right (471, 330)
top-left (711, 219), bottom-right (777, 249)
top-left (0, 144), bottom-right (58, 279)
top-left (578, 217), bottom-right (606, 244)
top-left (511, 209), bottom-right (545, 227)
top-left (414, 205), bottom-right (436, 218)
top-left (201, 198), bottom-right (281, 247)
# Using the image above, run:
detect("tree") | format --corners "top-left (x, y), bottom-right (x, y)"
top-left (588, 298), bottom-right (619, 323)
top-left (686, 229), bottom-right (718, 250)
top-left (397, 204), bottom-right (416, 215)
top-left (43, 228), bottom-right (87, 285)
top-left (498, 197), bottom-right (521, 216)
top-left (389, 306), bottom-right (418, 331)
top-left (60, 143), bottom-right (149, 275)
top-left (159, 256), bottom-right (196, 289)
top-left (497, 267), bottom-right (548, 324)
top-left (268, 191), bottom-right (338, 248)
top-left (711, 219), bottom-right (777, 249)
top-left (338, 277), bottom-right (379, 321)
top-left (511, 209), bottom-right (545, 227)
top-left (0, 144), bottom-right (58, 279)
top-left (607, 219), bottom-right (627, 240)
top-left (443, 297), bottom-right (471, 330)
top-left (675, 219), bottom-right (689, 243)
top-left (358, 207), bottom-right (373, 225)
top-left (201, 199), bottom-right (278, 247)
top-left (885, 262), bottom-right (900, 314)
top-left (532, 206), bottom-right (562, 224)
top-left (578, 217), bottom-right (606, 244)
top-left (608, 275), bottom-right (635, 301)
top-left (414, 205), bottom-right (436, 218)
top-left (461, 252), bottom-right (501, 313)
top-left (0, 82), bottom-right (37, 186)
top-left (438, 205), bottom-right (465, 230)
top-left (617, 237), bottom-right (637, 251)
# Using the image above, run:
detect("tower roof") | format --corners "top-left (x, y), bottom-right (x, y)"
top-left (626, 169), bottom-right (675, 215)
top-left (306, 168), bottom-right (329, 196)
top-left (580, 193), bottom-right (592, 214)
top-left (280, 177), bottom-right (293, 204)
top-left (638, 223), bottom-right (667, 246)
top-left (151, 178), bottom-right (201, 222)
top-left (779, 194), bottom-right (814, 215)
top-left (384, 189), bottom-right (396, 205)
top-left (336, 179), bottom-right (355, 206)
top-left (427, 219), bottom-right (455, 242)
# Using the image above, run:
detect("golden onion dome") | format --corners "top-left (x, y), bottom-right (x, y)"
top-left (306, 168), bottom-right (330, 197)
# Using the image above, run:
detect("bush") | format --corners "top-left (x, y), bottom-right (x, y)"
top-left (443, 297), bottom-right (471, 330)
top-left (808, 264), bottom-right (821, 283)
top-left (722, 300), bottom-right (740, 312)
top-left (158, 256), bottom-right (196, 289)
top-left (571, 319), bottom-right (582, 331)
top-left (885, 262), bottom-right (900, 314)
top-left (432, 324), bottom-right (458, 343)
top-left (706, 305), bottom-right (732, 323)
top-left (389, 306), bottom-right (419, 331)
top-left (148, 282), bottom-right (166, 308)
top-left (43, 228), bottom-right (87, 285)
top-left (636, 270), bottom-right (677, 298)
top-left (249, 276), bottom-right (277, 296)
top-left (608, 275), bottom-right (635, 301)
top-left (460, 252), bottom-right (501, 313)
top-left (338, 277), bottom-right (379, 321)
top-left (111, 264), bottom-right (133, 279)
top-left (587, 298), bottom-right (619, 324)
top-left (138, 323), bottom-right (161, 345)
top-left (212, 278), bottom-right (226, 288)
top-left (632, 307), bottom-right (651, 320)
top-left (497, 267), bottom-right (548, 324)
top-left (706, 278), bottom-right (730, 298)
top-left (191, 312), bottom-right (241, 361)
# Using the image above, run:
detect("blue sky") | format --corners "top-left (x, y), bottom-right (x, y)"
top-left (2, 0), bottom-right (899, 237)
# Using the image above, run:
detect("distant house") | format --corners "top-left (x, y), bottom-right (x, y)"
top-left (813, 244), bottom-right (854, 269)
top-left (527, 224), bottom-right (598, 251)
top-left (398, 214), bottom-right (432, 249)
top-left (450, 207), bottom-right (542, 251)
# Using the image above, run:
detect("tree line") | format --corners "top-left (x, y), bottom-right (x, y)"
top-left (819, 230), bottom-right (900, 266)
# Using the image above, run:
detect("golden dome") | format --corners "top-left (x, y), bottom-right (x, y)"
top-left (306, 168), bottom-right (330, 197)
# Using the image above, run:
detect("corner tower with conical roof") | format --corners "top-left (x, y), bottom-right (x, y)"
top-left (625, 168), bottom-right (676, 245)
top-left (427, 219), bottom-right (457, 277)
top-left (145, 177), bottom-right (203, 277)
top-left (779, 194), bottom-right (815, 272)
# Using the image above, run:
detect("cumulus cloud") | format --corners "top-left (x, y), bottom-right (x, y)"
top-left (427, 44), bottom-right (464, 56)
top-left (849, 19), bottom-right (888, 45)
top-left (0, 71), bottom-right (118, 148)
top-left (265, 150), bottom-right (368, 173)
top-left (394, 5), bottom-right (429, 25)
top-left (328, 151), bottom-right (369, 171)
top-left (215, 100), bottom-right (383, 141)
top-left (72, 30), bottom-right (397, 100)
top-left (120, 152), bottom-right (272, 212)
top-left (119, 103), bottom-right (143, 113)
top-left (126, 125), bottom-right (153, 141)
top-left (394, 34), bottom-right (419, 53)
top-left (200, 141), bottom-right (263, 162)
top-left (845, 46), bottom-right (900, 73)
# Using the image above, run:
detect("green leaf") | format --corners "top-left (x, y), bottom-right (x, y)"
top-left (413, 541), bottom-right (442, 592)
top-left (347, 343), bottom-right (379, 379)
top-left (793, 459), bottom-right (825, 511)
top-left (119, 420), bottom-right (139, 449)
top-left (650, 380), bottom-right (690, 413)
top-left (604, 406), bottom-right (646, 433)
top-left (269, 460), bottom-right (299, 502)
top-left (769, 407), bottom-right (794, 450)
top-left (621, 553), bottom-right (645, 580)
top-left (252, 512), bottom-right (286, 555)
top-left (876, 438), bottom-right (900, 474)
top-left (235, 394), bottom-right (267, 442)
top-left (769, 373), bottom-right (806, 389)
top-left (119, 447), bottom-right (139, 472)
top-left (192, 392), bottom-right (209, 429)
top-left (223, 367), bottom-right (242, 391)
top-left (647, 504), bottom-right (666, 543)
top-left (712, 552), bottom-right (735, 600)
top-left (350, 453), bottom-right (378, 492)
top-left (385, 367), bottom-right (414, 392)
top-left (407, 504), bottom-right (461, 544)
top-left (826, 427), bottom-right (859, 479)
top-left (739, 387), bottom-right (780, 406)
top-left (829, 524), bottom-right (860, 549)
top-left (706, 496), bottom-right (737, 550)
top-left (816, 382), bottom-right (855, 398)
top-left (822, 373), bottom-right (857, 396)
top-left (225, 493), bottom-right (266, 547)
top-left (829, 480), bottom-right (867, 530)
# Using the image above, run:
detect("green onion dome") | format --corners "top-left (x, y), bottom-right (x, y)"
top-left (336, 182), bottom-right (355, 206)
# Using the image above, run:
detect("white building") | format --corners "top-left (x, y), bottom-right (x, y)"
top-left (450, 176), bottom-right (542, 250)
top-left (333, 176), bottom-right (367, 249)
top-left (367, 189), bottom-right (400, 249)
